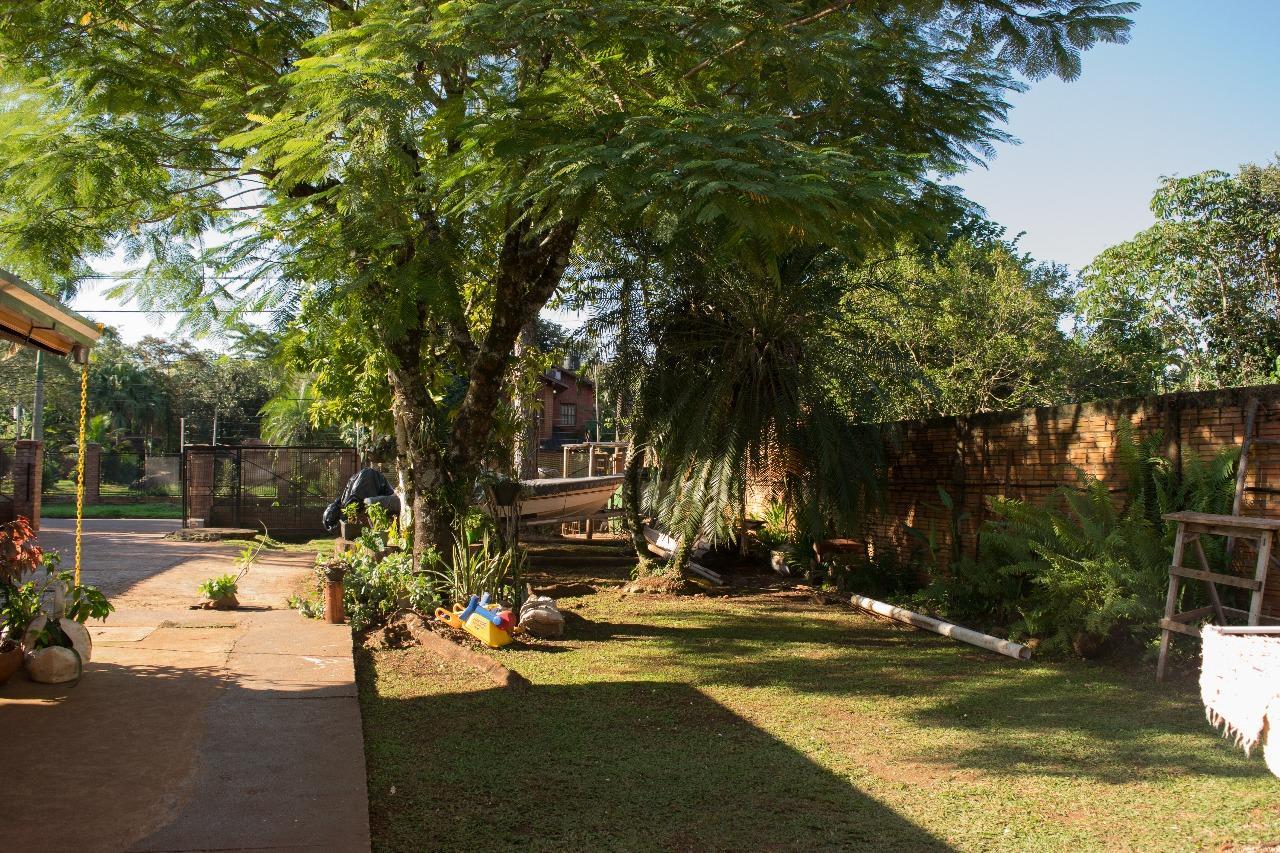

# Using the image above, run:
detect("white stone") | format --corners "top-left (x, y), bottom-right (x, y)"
top-left (26, 645), bottom-right (82, 683)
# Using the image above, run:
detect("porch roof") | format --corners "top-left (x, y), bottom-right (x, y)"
top-left (0, 268), bottom-right (102, 361)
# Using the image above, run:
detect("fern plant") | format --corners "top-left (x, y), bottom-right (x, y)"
top-left (962, 421), bottom-right (1239, 656)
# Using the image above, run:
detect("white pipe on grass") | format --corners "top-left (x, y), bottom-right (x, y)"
top-left (850, 594), bottom-right (1031, 661)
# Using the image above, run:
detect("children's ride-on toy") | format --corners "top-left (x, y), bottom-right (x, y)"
top-left (436, 593), bottom-right (516, 647)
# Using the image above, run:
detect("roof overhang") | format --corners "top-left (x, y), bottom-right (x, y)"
top-left (0, 269), bottom-right (102, 363)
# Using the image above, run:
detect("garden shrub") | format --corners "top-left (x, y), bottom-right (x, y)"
top-left (339, 548), bottom-right (439, 633)
top-left (429, 528), bottom-right (528, 610)
top-left (908, 422), bottom-right (1239, 657)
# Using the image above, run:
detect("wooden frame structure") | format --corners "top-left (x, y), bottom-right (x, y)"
top-left (558, 441), bottom-right (628, 538)
top-left (1157, 397), bottom-right (1280, 680)
top-left (1157, 510), bottom-right (1279, 680)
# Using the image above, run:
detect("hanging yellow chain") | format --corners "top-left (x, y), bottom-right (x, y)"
top-left (75, 362), bottom-right (88, 586)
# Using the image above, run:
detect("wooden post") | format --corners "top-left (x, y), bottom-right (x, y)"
top-left (1192, 536), bottom-right (1228, 625)
top-left (1250, 531), bottom-right (1272, 625)
top-left (1157, 524), bottom-right (1187, 681)
top-left (584, 444), bottom-right (596, 539)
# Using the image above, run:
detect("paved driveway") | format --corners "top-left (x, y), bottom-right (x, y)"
top-left (0, 519), bottom-right (371, 852)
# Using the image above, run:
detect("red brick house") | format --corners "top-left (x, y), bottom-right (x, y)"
top-left (536, 364), bottom-right (596, 448)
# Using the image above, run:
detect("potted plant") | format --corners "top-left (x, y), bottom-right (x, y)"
top-left (0, 517), bottom-right (39, 684)
top-left (196, 533), bottom-right (267, 610)
top-left (756, 501), bottom-right (799, 576)
top-left (18, 552), bottom-right (113, 684)
top-left (198, 574), bottom-right (240, 610)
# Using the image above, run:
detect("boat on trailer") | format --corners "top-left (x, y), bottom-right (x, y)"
top-left (518, 475), bottom-right (624, 525)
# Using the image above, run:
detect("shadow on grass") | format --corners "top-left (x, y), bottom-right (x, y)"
top-left (569, 606), bottom-right (1267, 785)
top-left (358, 654), bottom-right (950, 852)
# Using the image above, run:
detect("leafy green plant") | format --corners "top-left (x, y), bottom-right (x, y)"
top-left (430, 529), bottom-right (527, 610)
top-left (199, 574), bottom-right (239, 600)
top-left (287, 593), bottom-right (324, 620)
top-left (318, 504), bottom-right (442, 632)
top-left (2, 550), bottom-right (113, 641)
top-left (756, 501), bottom-right (796, 549)
top-left (981, 477), bottom-right (1168, 654)
top-left (922, 422), bottom-right (1241, 656)
top-left (340, 549), bottom-right (441, 633)
top-left (903, 486), bottom-right (970, 572)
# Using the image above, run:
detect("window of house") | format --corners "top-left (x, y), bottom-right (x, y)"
top-left (558, 403), bottom-right (576, 426)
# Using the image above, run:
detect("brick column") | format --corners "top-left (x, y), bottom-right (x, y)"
top-left (81, 442), bottom-right (102, 505)
top-left (13, 439), bottom-right (43, 530)
top-left (184, 445), bottom-right (216, 528)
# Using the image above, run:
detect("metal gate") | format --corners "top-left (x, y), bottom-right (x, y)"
top-left (184, 445), bottom-right (356, 536)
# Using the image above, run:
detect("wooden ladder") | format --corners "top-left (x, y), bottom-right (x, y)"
top-left (1156, 397), bottom-right (1280, 680)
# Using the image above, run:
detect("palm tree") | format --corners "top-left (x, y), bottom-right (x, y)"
top-left (259, 377), bottom-right (321, 446)
top-left (609, 245), bottom-right (888, 573)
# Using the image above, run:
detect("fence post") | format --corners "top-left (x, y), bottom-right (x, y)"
top-left (184, 445), bottom-right (216, 528)
top-left (13, 439), bottom-right (43, 530)
top-left (82, 442), bottom-right (102, 505)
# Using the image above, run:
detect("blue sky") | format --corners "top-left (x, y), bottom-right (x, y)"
top-left (72, 0), bottom-right (1280, 341)
top-left (959, 0), bottom-right (1280, 270)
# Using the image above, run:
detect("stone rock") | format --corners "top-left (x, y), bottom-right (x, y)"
top-left (26, 645), bottom-right (82, 683)
top-left (518, 595), bottom-right (565, 638)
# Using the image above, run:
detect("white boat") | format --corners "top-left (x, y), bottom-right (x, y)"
top-left (642, 524), bottom-right (709, 560)
top-left (518, 475), bottom-right (624, 524)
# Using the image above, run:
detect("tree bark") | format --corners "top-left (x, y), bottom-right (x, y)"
top-left (431, 215), bottom-right (581, 554)
top-left (385, 321), bottom-right (448, 565)
top-left (623, 443), bottom-right (648, 560)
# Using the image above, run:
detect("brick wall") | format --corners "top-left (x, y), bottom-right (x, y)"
top-left (744, 385), bottom-right (1280, 618)
top-left (537, 368), bottom-right (596, 442)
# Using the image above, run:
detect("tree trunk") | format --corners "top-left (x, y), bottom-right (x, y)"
top-left (381, 216), bottom-right (581, 559)
top-left (623, 443), bottom-right (648, 560)
top-left (386, 328), bottom-right (442, 565)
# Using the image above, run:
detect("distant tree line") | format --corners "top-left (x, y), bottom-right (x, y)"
top-left (0, 333), bottom-right (276, 461)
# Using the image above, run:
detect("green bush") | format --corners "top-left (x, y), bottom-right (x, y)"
top-left (340, 548), bottom-right (440, 632)
top-left (910, 423), bottom-right (1238, 657)
top-left (429, 528), bottom-right (527, 610)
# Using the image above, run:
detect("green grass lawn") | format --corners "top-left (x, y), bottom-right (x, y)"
top-left (41, 501), bottom-right (182, 519)
top-left (357, 563), bottom-right (1280, 852)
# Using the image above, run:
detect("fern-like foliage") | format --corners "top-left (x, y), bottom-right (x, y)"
top-left (934, 420), bottom-right (1240, 656)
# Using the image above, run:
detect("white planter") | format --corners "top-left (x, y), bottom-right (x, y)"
top-left (25, 645), bottom-right (82, 684)
top-left (22, 616), bottom-right (92, 683)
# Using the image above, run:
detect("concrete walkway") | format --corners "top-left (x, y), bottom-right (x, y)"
top-left (0, 519), bottom-right (371, 852)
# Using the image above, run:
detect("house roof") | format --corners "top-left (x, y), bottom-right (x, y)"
top-left (0, 269), bottom-right (102, 361)
top-left (541, 366), bottom-right (593, 390)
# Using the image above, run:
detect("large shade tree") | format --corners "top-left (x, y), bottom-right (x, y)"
top-left (1076, 159), bottom-right (1280, 395)
top-left (0, 0), bottom-right (1135, 556)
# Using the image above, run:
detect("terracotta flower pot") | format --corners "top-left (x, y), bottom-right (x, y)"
top-left (324, 580), bottom-right (345, 624)
top-left (0, 640), bottom-right (22, 684)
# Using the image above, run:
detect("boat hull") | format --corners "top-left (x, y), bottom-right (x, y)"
top-left (519, 475), bottom-right (624, 524)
